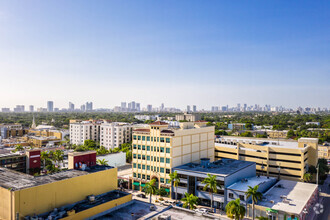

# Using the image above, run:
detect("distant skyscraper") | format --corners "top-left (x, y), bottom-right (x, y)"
top-left (128, 102), bottom-right (132, 111)
top-left (147, 105), bottom-right (152, 112)
top-left (14, 105), bottom-right (25, 112)
top-left (187, 105), bottom-right (191, 112)
top-left (29, 105), bottom-right (34, 112)
top-left (1, 108), bottom-right (10, 113)
top-left (69, 102), bottom-right (75, 111)
top-left (121, 102), bottom-right (127, 111)
top-left (193, 105), bottom-right (197, 112)
top-left (47, 101), bottom-right (54, 112)
top-left (136, 103), bottom-right (140, 112)
top-left (80, 104), bottom-right (86, 112)
top-left (131, 101), bottom-right (136, 111)
top-left (160, 103), bottom-right (164, 111)
top-left (86, 102), bottom-right (93, 111)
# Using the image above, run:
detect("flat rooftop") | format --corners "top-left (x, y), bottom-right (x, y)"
top-left (227, 176), bottom-right (276, 192)
top-left (215, 136), bottom-right (302, 149)
top-left (174, 158), bottom-right (255, 177)
top-left (95, 200), bottom-right (216, 220)
top-left (31, 190), bottom-right (129, 219)
top-left (0, 165), bottom-right (113, 191)
top-left (257, 180), bottom-right (318, 215)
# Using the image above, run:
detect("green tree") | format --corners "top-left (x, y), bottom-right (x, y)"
top-left (226, 198), bottom-right (246, 220)
top-left (245, 185), bottom-right (262, 220)
top-left (144, 179), bottom-right (158, 204)
top-left (97, 159), bottom-right (109, 166)
top-left (40, 151), bottom-right (49, 170)
top-left (202, 174), bottom-right (221, 212)
top-left (303, 173), bottom-right (312, 182)
top-left (181, 193), bottom-right (199, 210)
top-left (287, 130), bottom-right (295, 138)
top-left (13, 144), bottom-right (24, 152)
top-left (169, 171), bottom-right (180, 202)
top-left (53, 150), bottom-right (64, 168)
top-left (84, 139), bottom-right (97, 149)
top-left (157, 188), bottom-right (169, 197)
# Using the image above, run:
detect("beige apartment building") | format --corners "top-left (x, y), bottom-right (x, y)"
top-left (318, 145), bottom-right (329, 160)
top-left (215, 136), bottom-right (318, 181)
top-left (131, 121), bottom-right (214, 191)
top-left (100, 122), bottom-right (133, 149)
top-left (69, 120), bottom-right (102, 145)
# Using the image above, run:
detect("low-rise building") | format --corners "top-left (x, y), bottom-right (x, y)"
top-left (69, 120), bottom-right (103, 145)
top-left (228, 123), bottom-right (247, 131)
top-left (253, 180), bottom-right (318, 220)
top-left (215, 136), bottom-right (319, 181)
top-left (318, 145), bottom-right (330, 159)
top-left (173, 158), bottom-right (276, 210)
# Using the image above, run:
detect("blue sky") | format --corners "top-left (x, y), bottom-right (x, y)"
top-left (0, 1), bottom-right (329, 109)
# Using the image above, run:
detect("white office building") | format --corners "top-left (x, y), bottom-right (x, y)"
top-left (69, 120), bottom-right (102, 145)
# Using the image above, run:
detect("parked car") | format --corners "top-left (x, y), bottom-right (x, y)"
top-left (136, 193), bottom-right (146, 198)
top-left (162, 201), bottom-right (171, 206)
top-left (194, 208), bottom-right (210, 214)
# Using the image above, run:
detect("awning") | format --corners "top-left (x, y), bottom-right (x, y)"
top-left (165, 188), bottom-right (170, 192)
top-left (133, 182), bottom-right (140, 186)
top-left (140, 183), bottom-right (146, 187)
top-left (266, 208), bottom-right (278, 213)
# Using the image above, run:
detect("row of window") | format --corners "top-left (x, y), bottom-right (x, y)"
top-left (133, 145), bottom-right (171, 153)
top-left (133, 135), bottom-right (171, 143)
top-left (133, 155), bottom-right (171, 163)
top-left (133, 164), bottom-right (171, 173)
top-left (133, 172), bottom-right (170, 184)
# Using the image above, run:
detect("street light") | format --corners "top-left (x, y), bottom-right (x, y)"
top-left (277, 164), bottom-right (281, 180)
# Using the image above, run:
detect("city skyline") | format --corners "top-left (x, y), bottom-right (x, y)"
top-left (0, 1), bottom-right (329, 109)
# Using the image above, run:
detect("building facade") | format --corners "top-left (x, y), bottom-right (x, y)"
top-left (175, 113), bottom-right (201, 122)
top-left (100, 123), bottom-right (133, 149)
top-left (215, 136), bottom-right (319, 181)
top-left (318, 145), bottom-right (330, 159)
top-left (131, 121), bottom-right (214, 192)
top-left (69, 120), bottom-right (102, 145)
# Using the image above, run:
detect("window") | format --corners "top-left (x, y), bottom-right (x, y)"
top-left (147, 137), bottom-right (150, 141)
top-left (138, 154), bottom-right (141, 159)
top-left (151, 146), bottom-right (153, 151)
top-left (133, 135), bottom-right (136, 140)
top-left (157, 157), bottom-right (160, 162)
top-left (166, 138), bottom-right (170, 143)
top-left (160, 168), bottom-right (164, 173)
top-left (142, 155), bottom-right (145, 160)
top-left (133, 144), bottom-right (137, 150)
top-left (147, 156), bottom-right (150, 161)
top-left (160, 157), bottom-right (164, 163)
top-left (157, 137), bottom-right (159, 142)
top-left (166, 179), bottom-right (170, 184)
top-left (147, 175), bottom-right (150, 180)
top-left (147, 146), bottom-right (150, 151)
top-left (142, 174), bottom-right (145, 179)
top-left (229, 193), bottom-right (234, 199)
top-left (239, 195), bottom-right (245, 201)
top-left (138, 164), bottom-right (141, 169)
top-left (142, 136), bottom-right (145, 141)
top-left (157, 147), bottom-right (159, 152)
top-left (160, 137), bottom-right (165, 142)
top-left (142, 165), bottom-right (145, 170)
top-left (166, 148), bottom-right (170, 153)
top-left (166, 158), bottom-right (170, 164)
top-left (160, 147), bottom-right (164, 153)
top-left (133, 163), bottom-right (136, 168)
top-left (138, 173), bottom-right (141, 178)
top-left (138, 136), bottom-right (141, 140)
top-left (142, 145), bottom-right (146, 150)
top-left (133, 154), bottom-right (137, 159)
top-left (138, 145), bottom-right (141, 150)
top-left (166, 169), bottom-right (170, 174)
top-left (160, 178), bottom-right (165, 183)
top-left (147, 165), bottom-right (150, 170)
top-left (133, 172), bottom-right (136, 177)
top-left (151, 137), bottom-right (153, 141)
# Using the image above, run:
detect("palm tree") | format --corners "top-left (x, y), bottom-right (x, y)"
top-left (181, 193), bottom-right (199, 210)
top-left (53, 150), bottom-right (64, 168)
top-left (97, 159), bottom-right (109, 166)
top-left (169, 171), bottom-right (180, 203)
top-left (144, 179), bottom-right (158, 203)
top-left (40, 151), bottom-right (49, 170)
top-left (13, 144), bottom-right (24, 152)
top-left (303, 173), bottom-right (312, 182)
top-left (245, 185), bottom-right (262, 220)
top-left (202, 173), bottom-right (221, 212)
top-left (226, 198), bottom-right (246, 220)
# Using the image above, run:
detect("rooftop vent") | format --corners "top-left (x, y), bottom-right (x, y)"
top-left (200, 158), bottom-right (210, 168)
